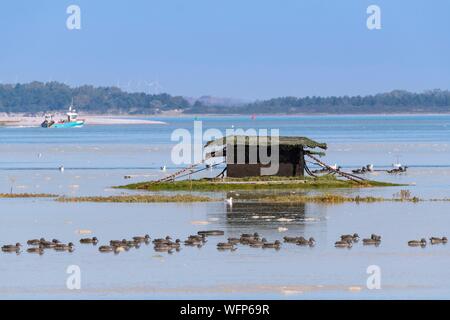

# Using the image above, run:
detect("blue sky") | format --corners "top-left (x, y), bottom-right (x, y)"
top-left (0, 0), bottom-right (449, 99)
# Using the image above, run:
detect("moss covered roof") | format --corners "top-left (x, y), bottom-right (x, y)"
top-left (205, 135), bottom-right (327, 149)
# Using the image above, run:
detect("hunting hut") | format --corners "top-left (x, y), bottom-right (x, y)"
top-left (205, 135), bottom-right (327, 178)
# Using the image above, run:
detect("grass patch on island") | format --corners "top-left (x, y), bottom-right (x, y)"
top-left (118, 175), bottom-right (401, 192)
top-left (56, 194), bottom-right (215, 203)
top-left (255, 194), bottom-right (421, 204)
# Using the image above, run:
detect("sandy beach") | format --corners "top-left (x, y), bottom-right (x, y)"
top-left (0, 114), bottom-right (166, 127)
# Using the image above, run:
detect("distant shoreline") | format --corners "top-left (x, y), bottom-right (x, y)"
top-left (0, 114), bottom-right (167, 127)
top-left (2, 112), bottom-right (450, 127)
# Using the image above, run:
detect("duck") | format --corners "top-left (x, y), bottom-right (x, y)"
top-left (341, 233), bottom-right (359, 242)
top-left (153, 244), bottom-right (173, 253)
top-left (168, 239), bottom-right (181, 249)
top-left (54, 242), bottom-right (75, 252)
top-left (198, 230), bottom-right (225, 236)
top-left (217, 242), bottom-right (236, 250)
top-left (133, 235), bottom-right (150, 243)
top-left (362, 238), bottom-right (381, 246)
top-left (52, 239), bottom-right (61, 244)
top-left (27, 246), bottom-right (44, 255)
top-left (227, 238), bottom-right (240, 245)
top-left (152, 236), bottom-right (172, 244)
top-left (2, 243), bottom-right (21, 252)
top-left (240, 233), bottom-right (260, 244)
top-left (40, 241), bottom-right (56, 249)
top-left (283, 236), bottom-right (304, 243)
top-left (335, 240), bottom-right (352, 248)
top-left (184, 238), bottom-right (203, 247)
top-left (188, 234), bottom-right (207, 242)
top-left (408, 238), bottom-right (427, 247)
top-left (262, 240), bottom-right (281, 249)
top-left (249, 238), bottom-right (267, 248)
top-left (80, 237), bottom-right (98, 244)
top-left (27, 238), bottom-right (43, 246)
top-left (98, 245), bottom-right (115, 253)
top-left (430, 237), bottom-right (448, 245)
top-left (241, 232), bottom-right (259, 239)
top-left (109, 239), bottom-right (127, 246)
top-left (297, 237), bottom-right (315, 247)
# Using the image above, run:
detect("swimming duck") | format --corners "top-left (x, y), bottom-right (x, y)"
top-left (240, 233), bottom-right (260, 244)
top-left (98, 245), bottom-right (115, 253)
top-left (283, 236), bottom-right (305, 243)
top-left (184, 238), bottom-right (203, 247)
top-left (27, 246), bottom-right (44, 255)
top-left (262, 240), bottom-right (281, 249)
top-left (241, 232), bottom-right (259, 239)
top-left (168, 239), bottom-right (181, 249)
top-left (335, 240), bottom-right (352, 248)
top-left (54, 242), bottom-right (75, 252)
top-left (430, 237), bottom-right (448, 244)
top-left (297, 237), bottom-right (315, 247)
top-left (362, 238), bottom-right (381, 246)
top-left (80, 237), bottom-right (98, 244)
top-left (109, 239), bottom-right (126, 246)
top-left (188, 234), bottom-right (207, 242)
top-left (52, 239), bottom-right (61, 244)
top-left (408, 238), bottom-right (427, 247)
top-left (217, 242), bottom-right (236, 251)
top-left (227, 238), bottom-right (240, 245)
top-left (341, 233), bottom-right (359, 242)
top-left (198, 230), bottom-right (225, 236)
top-left (133, 235), bottom-right (150, 243)
top-left (27, 239), bottom-right (43, 246)
top-left (152, 236), bottom-right (172, 244)
top-left (248, 238), bottom-right (267, 248)
top-left (2, 243), bottom-right (21, 252)
top-left (40, 241), bottom-right (56, 249)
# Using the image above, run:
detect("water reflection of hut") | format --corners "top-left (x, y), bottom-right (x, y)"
top-left (222, 197), bottom-right (327, 229)
top-left (205, 135), bottom-right (327, 178)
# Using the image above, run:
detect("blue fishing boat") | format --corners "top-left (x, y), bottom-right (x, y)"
top-left (41, 100), bottom-right (85, 128)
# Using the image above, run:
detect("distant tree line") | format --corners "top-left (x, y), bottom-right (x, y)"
top-left (0, 81), bottom-right (190, 114)
top-left (0, 82), bottom-right (449, 114)
top-left (187, 90), bottom-right (450, 114)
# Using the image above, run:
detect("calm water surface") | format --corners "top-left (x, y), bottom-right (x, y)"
top-left (1, 115), bottom-right (450, 299)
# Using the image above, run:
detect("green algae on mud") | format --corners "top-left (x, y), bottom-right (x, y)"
top-left (118, 175), bottom-right (401, 192)
top-left (254, 194), bottom-right (421, 204)
top-left (56, 194), bottom-right (215, 203)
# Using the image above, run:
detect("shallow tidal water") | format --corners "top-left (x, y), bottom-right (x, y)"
top-left (1, 115), bottom-right (450, 299)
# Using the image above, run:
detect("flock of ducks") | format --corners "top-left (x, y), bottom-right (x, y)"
top-left (1, 231), bottom-right (448, 255)
top-left (333, 233), bottom-right (447, 249)
top-left (334, 233), bottom-right (381, 248)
